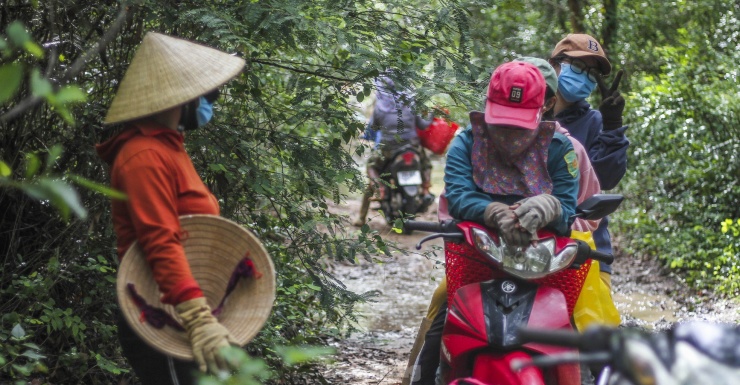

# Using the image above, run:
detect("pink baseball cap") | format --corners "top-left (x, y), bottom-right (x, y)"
top-left (484, 61), bottom-right (546, 130)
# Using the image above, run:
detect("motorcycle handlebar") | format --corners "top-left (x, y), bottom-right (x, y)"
top-left (575, 240), bottom-right (615, 265)
top-left (404, 220), bottom-right (443, 233)
top-left (406, 220), bottom-right (465, 250)
top-left (590, 249), bottom-right (614, 265)
top-left (517, 328), bottom-right (585, 349)
top-left (406, 222), bottom-right (615, 266)
top-left (518, 326), bottom-right (616, 354)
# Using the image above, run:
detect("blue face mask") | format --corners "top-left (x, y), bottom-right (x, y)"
top-left (558, 63), bottom-right (597, 102)
top-left (196, 96), bottom-right (214, 127)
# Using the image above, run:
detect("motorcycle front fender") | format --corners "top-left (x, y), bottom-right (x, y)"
top-left (442, 279), bottom-right (580, 383)
top-left (401, 185), bottom-right (419, 197)
top-left (466, 351), bottom-right (545, 385)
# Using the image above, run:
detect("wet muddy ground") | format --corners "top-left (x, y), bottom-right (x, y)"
top-left (320, 154), bottom-right (740, 385)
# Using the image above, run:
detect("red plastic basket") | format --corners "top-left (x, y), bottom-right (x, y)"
top-left (445, 240), bottom-right (591, 315)
top-left (417, 117), bottom-right (459, 155)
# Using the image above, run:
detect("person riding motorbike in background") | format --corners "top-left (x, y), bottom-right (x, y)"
top-left (352, 75), bottom-right (433, 227)
top-left (549, 34), bottom-right (630, 290)
top-left (408, 60), bottom-right (581, 385)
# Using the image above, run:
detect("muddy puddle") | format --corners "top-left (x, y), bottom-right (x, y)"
top-left (321, 153), bottom-right (739, 384)
top-left (613, 291), bottom-right (679, 326)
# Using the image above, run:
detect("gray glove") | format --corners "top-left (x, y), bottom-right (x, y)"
top-left (513, 194), bottom-right (562, 235)
top-left (484, 202), bottom-right (532, 247)
top-left (500, 226), bottom-right (533, 247)
top-left (483, 202), bottom-right (510, 229)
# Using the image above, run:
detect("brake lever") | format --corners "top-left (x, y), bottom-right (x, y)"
top-left (415, 233), bottom-right (464, 250)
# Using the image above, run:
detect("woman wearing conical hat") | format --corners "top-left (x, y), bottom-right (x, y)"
top-left (96, 32), bottom-right (257, 383)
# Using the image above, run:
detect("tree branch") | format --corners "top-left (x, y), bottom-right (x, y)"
top-left (0, 3), bottom-right (131, 125)
top-left (251, 58), bottom-right (360, 82)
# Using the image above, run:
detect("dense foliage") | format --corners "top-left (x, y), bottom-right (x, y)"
top-left (1, 0), bottom-right (739, 384)
top-left (612, 1), bottom-right (740, 295)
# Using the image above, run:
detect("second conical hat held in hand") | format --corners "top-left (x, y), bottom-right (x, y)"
top-left (104, 32), bottom-right (245, 124)
top-left (116, 215), bottom-right (276, 360)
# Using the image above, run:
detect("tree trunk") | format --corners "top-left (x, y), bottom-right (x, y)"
top-left (567, 0), bottom-right (586, 33)
top-left (601, 0), bottom-right (618, 56)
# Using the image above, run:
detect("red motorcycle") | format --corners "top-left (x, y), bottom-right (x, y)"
top-left (378, 143), bottom-right (433, 228)
top-left (404, 194), bottom-right (623, 385)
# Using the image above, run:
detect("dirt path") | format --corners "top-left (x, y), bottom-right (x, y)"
top-left (322, 196), bottom-right (446, 385)
top-left (321, 156), bottom-right (740, 385)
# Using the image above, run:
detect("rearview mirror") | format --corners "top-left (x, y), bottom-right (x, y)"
top-left (573, 194), bottom-right (624, 221)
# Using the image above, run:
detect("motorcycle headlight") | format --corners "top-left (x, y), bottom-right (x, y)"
top-left (550, 244), bottom-right (578, 272)
top-left (472, 227), bottom-right (503, 264)
top-left (501, 238), bottom-right (554, 279)
top-left (471, 227), bottom-right (579, 280)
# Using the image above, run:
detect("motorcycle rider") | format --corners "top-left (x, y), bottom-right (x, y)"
top-left (549, 34), bottom-right (630, 290)
top-left (408, 61), bottom-right (581, 385)
top-left (407, 58), bottom-right (617, 385)
top-left (352, 75), bottom-right (433, 227)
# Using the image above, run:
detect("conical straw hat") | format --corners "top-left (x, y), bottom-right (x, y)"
top-left (116, 215), bottom-right (275, 360)
top-left (105, 32), bottom-right (245, 124)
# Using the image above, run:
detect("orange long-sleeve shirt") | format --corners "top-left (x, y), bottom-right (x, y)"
top-left (96, 121), bottom-right (219, 305)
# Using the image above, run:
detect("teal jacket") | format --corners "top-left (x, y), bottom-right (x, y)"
top-left (444, 126), bottom-right (579, 235)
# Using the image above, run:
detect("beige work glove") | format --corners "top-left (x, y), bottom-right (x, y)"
top-left (513, 194), bottom-right (562, 235)
top-left (483, 202), bottom-right (510, 229)
top-left (484, 202), bottom-right (532, 247)
top-left (175, 297), bottom-right (237, 373)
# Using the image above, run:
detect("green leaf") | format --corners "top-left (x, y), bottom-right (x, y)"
top-left (54, 106), bottom-right (76, 125)
top-left (0, 161), bottom-right (10, 177)
top-left (22, 342), bottom-right (40, 350)
top-left (24, 178), bottom-right (87, 220)
top-left (0, 64), bottom-right (23, 104)
top-left (45, 144), bottom-right (63, 172)
top-left (69, 174), bottom-right (127, 200)
top-left (11, 323), bottom-right (25, 339)
top-left (275, 345), bottom-right (335, 365)
top-left (23, 41), bottom-right (44, 58)
top-left (25, 153), bottom-right (41, 178)
top-left (94, 353), bottom-right (127, 375)
top-left (12, 363), bottom-right (32, 377)
top-left (42, 179), bottom-right (87, 219)
top-left (7, 21), bottom-right (31, 47)
top-left (30, 69), bottom-right (52, 97)
top-left (55, 86), bottom-right (86, 104)
top-left (22, 350), bottom-right (45, 360)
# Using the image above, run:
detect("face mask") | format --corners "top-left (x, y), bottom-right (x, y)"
top-left (196, 96), bottom-right (214, 127)
top-left (179, 96), bottom-right (215, 131)
top-left (487, 124), bottom-right (541, 158)
top-left (558, 63), bottom-right (596, 102)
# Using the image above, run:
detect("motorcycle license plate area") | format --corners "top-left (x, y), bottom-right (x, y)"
top-left (397, 170), bottom-right (422, 186)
